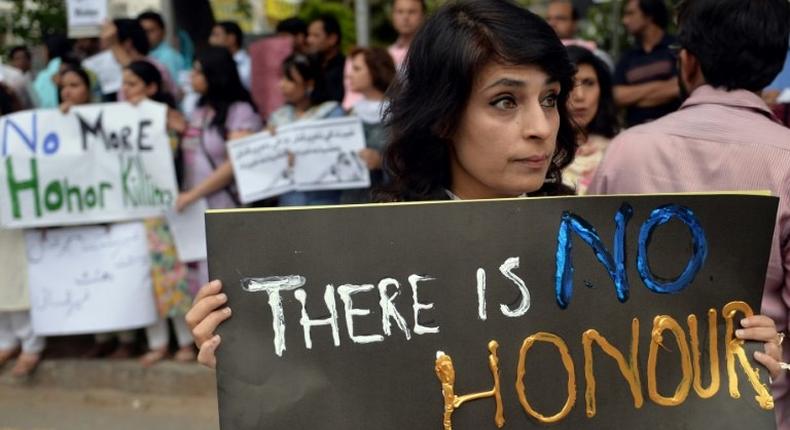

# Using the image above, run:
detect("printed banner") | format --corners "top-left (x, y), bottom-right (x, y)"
top-left (207, 194), bottom-right (778, 430)
top-left (26, 222), bottom-right (157, 336)
top-left (228, 117), bottom-right (370, 203)
top-left (0, 101), bottom-right (178, 228)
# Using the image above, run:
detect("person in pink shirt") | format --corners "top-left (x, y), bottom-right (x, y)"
top-left (589, 0), bottom-right (790, 426)
top-left (388, 0), bottom-right (426, 67)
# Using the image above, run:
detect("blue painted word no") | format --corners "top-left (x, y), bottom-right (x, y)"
top-left (554, 203), bottom-right (708, 309)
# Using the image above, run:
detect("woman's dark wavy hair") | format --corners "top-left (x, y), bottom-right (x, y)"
top-left (195, 47), bottom-right (257, 137)
top-left (380, 0), bottom-right (578, 201)
top-left (126, 60), bottom-right (177, 109)
top-left (566, 46), bottom-right (619, 139)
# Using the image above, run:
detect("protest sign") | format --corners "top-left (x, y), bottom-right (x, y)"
top-left (166, 198), bottom-right (208, 263)
top-left (0, 101), bottom-right (178, 228)
top-left (83, 51), bottom-right (123, 95)
top-left (228, 117), bottom-right (370, 203)
top-left (26, 222), bottom-right (157, 336)
top-left (67, 0), bottom-right (107, 38)
top-left (206, 194), bottom-right (778, 430)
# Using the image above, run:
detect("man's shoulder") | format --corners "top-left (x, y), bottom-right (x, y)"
top-left (609, 119), bottom-right (675, 148)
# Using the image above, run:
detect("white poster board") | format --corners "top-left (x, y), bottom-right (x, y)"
top-left (83, 51), bottom-right (123, 95)
top-left (25, 222), bottom-right (157, 336)
top-left (165, 198), bottom-right (208, 262)
top-left (228, 117), bottom-right (370, 203)
top-left (67, 0), bottom-right (108, 38)
top-left (0, 101), bottom-right (178, 228)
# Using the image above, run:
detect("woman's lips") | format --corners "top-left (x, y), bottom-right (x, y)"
top-left (572, 108), bottom-right (588, 118)
top-left (513, 154), bottom-right (550, 169)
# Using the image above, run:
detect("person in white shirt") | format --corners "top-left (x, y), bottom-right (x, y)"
top-left (209, 21), bottom-right (251, 90)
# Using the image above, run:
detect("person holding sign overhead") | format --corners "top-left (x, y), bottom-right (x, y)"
top-left (185, 0), bottom-right (784, 399)
top-left (101, 19), bottom-right (179, 102)
top-left (175, 47), bottom-right (262, 290)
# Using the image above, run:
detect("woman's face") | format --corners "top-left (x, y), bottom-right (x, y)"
top-left (568, 63), bottom-right (600, 130)
top-left (59, 71), bottom-right (91, 105)
top-left (191, 62), bottom-right (209, 94)
top-left (279, 67), bottom-right (310, 105)
top-left (121, 69), bottom-right (156, 103)
top-left (450, 63), bottom-right (561, 199)
top-left (349, 53), bottom-right (373, 94)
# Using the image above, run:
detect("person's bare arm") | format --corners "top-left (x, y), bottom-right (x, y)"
top-left (614, 79), bottom-right (679, 108)
top-left (100, 21), bottom-right (132, 67)
top-left (635, 79), bottom-right (680, 108)
top-left (175, 130), bottom-right (254, 211)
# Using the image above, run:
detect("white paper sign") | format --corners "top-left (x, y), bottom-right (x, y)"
top-left (25, 222), bottom-right (157, 336)
top-left (0, 101), bottom-right (178, 228)
top-left (165, 198), bottom-right (208, 262)
top-left (83, 51), bottom-right (123, 94)
top-left (229, 117), bottom-right (370, 203)
top-left (67, 0), bottom-right (108, 38)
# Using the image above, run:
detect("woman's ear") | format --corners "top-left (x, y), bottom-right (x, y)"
top-left (145, 82), bottom-right (158, 97)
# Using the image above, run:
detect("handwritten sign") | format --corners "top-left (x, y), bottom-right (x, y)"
top-left (228, 117), bottom-right (370, 203)
top-left (83, 51), bottom-right (123, 95)
top-left (26, 222), bottom-right (157, 336)
top-left (0, 101), bottom-right (178, 228)
top-left (207, 194), bottom-right (778, 430)
top-left (67, 0), bottom-right (108, 38)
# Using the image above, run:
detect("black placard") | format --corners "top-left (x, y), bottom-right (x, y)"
top-left (207, 194), bottom-right (778, 430)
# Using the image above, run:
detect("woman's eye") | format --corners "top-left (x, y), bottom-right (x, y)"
top-left (541, 93), bottom-right (558, 108)
top-left (491, 97), bottom-right (517, 110)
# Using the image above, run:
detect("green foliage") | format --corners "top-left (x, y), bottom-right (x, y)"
top-left (579, 1), bottom-right (628, 57)
top-left (0, 0), bottom-right (67, 47)
top-left (297, 0), bottom-right (357, 52)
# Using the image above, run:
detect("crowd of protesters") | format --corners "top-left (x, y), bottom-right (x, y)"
top-left (1, 0), bottom-right (790, 426)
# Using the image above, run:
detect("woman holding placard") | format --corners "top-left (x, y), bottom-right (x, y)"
top-left (56, 66), bottom-right (143, 360)
top-left (175, 47), bottom-right (262, 302)
top-left (121, 60), bottom-right (197, 366)
top-left (185, 0), bottom-right (783, 384)
top-left (58, 66), bottom-right (96, 111)
top-left (270, 53), bottom-right (345, 207)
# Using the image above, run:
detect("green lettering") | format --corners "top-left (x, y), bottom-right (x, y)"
top-left (84, 187), bottom-right (97, 208)
top-left (99, 183), bottom-right (112, 208)
top-left (5, 157), bottom-right (41, 219)
top-left (65, 179), bottom-right (84, 212)
top-left (44, 180), bottom-right (63, 212)
top-left (121, 155), bottom-right (136, 207)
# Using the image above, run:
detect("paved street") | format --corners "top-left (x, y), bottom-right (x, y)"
top-left (0, 385), bottom-right (218, 430)
top-left (0, 356), bottom-right (218, 430)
